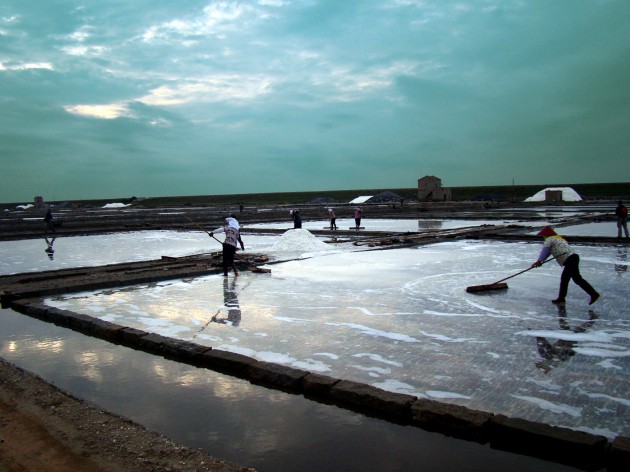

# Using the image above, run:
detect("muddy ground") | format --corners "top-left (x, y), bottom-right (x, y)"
top-left (0, 357), bottom-right (252, 472)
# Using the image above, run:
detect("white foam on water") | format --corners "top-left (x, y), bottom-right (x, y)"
top-left (292, 359), bottom-right (331, 373)
top-left (426, 391), bottom-right (472, 400)
top-left (574, 426), bottom-right (619, 439)
top-left (325, 322), bottom-right (420, 343)
top-left (596, 359), bottom-right (622, 370)
top-left (516, 330), bottom-right (614, 343)
top-left (217, 345), bottom-right (255, 357)
top-left (418, 330), bottom-right (474, 343)
top-left (314, 352), bottom-right (339, 360)
top-left (351, 365), bottom-right (392, 376)
top-left (352, 353), bottom-right (403, 367)
top-left (528, 378), bottom-right (562, 391)
top-left (573, 347), bottom-right (630, 357)
top-left (347, 307), bottom-right (391, 316)
top-left (373, 379), bottom-right (419, 395)
top-left (273, 316), bottom-right (311, 323)
top-left (578, 391), bottom-right (630, 407)
top-left (423, 310), bottom-right (483, 318)
top-left (510, 395), bottom-right (582, 417)
top-left (256, 351), bottom-right (297, 364)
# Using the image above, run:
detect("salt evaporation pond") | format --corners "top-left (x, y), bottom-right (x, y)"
top-left (531, 222), bottom-right (623, 238)
top-left (245, 218), bottom-right (523, 232)
top-left (45, 230), bottom-right (630, 440)
top-left (0, 230), bottom-right (281, 276)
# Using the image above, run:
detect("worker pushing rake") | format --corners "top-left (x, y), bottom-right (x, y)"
top-left (186, 215), bottom-right (244, 277)
top-left (467, 226), bottom-right (600, 306)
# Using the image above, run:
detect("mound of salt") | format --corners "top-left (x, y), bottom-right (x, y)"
top-left (524, 187), bottom-right (582, 202)
top-left (269, 229), bottom-right (331, 255)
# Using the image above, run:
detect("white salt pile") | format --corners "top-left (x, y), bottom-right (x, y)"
top-left (268, 229), bottom-right (332, 258)
top-left (524, 187), bottom-right (582, 202)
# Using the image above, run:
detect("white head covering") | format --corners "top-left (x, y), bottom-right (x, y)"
top-left (225, 217), bottom-right (240, 230)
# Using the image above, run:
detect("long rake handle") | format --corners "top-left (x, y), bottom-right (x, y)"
top-left (488, 254), bottom-right (559, 285)
top-left (185, 216), bottom-right (222, 245)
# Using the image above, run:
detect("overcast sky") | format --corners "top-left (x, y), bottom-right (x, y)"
top-left (1, 1), bottom-right (629, 203)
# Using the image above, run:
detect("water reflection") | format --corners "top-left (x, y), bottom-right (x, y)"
top-left (615, 247), bottom-right (628, 275)
top-left (417, 220), bottom-right (443, 231)
top-left (44, 236), bottom-right (56, 260)
top-left (211, 278), bottom-right (242, 327)
top-left (535, 306), bottom-right (598, 374)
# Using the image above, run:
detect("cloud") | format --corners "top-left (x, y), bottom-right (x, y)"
top-left (137, 75), bottom-right (273, 106)
top-left (2, 0), bottom-right (629, 202)
top-left (0, 61), bottom-right (54, 71)
top-left (64, 103), bottom-right (132, 119)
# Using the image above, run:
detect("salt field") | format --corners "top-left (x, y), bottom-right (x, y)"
top-left (245, 218), bottom-right (524, 232)
top-left (37, 230), bottom-right (630, 440)
top-left (538, 222), bottom-right (625, 238)
top-left (1, 215), bottom-right (628, 471)
top-left (0, 230), bottom-right (280, 276)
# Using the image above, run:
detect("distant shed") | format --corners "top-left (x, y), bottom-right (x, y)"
top-left (418, 176), bottom-right (452, 201)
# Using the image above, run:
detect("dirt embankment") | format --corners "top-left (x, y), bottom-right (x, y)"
top-left (0, 357), bottom-right (253, 472)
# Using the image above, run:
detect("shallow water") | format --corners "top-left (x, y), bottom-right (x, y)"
top-left (1, 216), bottom-right (622, 470)
top-left (44, 238), bottom-right (630, 439)
top-left (245, 217), bottom-right (524, 232)
top-left (0, 309), bottom-right (585, 472)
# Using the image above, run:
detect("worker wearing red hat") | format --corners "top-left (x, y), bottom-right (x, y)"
top-left (531, 226), bottom-right (600, 305)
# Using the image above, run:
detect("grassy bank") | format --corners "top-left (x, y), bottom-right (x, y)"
top-left (3, 182), bottom-right (629, 210)
top-left (137, 182), bottom-right (630, 207)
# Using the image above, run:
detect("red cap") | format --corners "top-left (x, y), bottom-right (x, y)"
top-left (537, 226), bottom-right (557, 237)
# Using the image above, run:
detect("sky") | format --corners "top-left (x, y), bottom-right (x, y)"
top-left (1, 1), bottom-right (629, 203)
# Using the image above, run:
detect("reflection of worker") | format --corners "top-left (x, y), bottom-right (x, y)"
top-left (44, 237), bottom-right (56, 260)
top-left (531, 226), bottom-right (600, 306)
top-left (328, 208), bottom-right (337, 230)
top-left (211, 277), bottom-right (241, 327)
top-left (615, 247), bottom-right (628, 275)
top-left (535, 306), bottom-right (597, 373)
top-left (615, 200), bottom-right (629, 239)
top-left (212, 217), bottom-right (244, 277)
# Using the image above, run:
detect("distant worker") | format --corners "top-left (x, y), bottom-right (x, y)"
top-left (44, 208), bottom-right (55, 233)
top-left (212, 216), bottom-right (245, 277)
top-left (291, 210), bottom-right (302, 229)
top-left (615, 200), bottom-right (629, 239)
top-left (354, 207), bottom-right (362, 230)
top-left (531, 226), bottom-right (600, 306)
top-left (328, 208), bottom-right (337, 230)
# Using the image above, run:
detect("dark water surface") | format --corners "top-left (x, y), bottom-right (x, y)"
top-left (0, 308), bottom-right (590, 472)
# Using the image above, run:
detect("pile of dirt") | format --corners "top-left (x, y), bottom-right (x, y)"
top-left (0, 357), bottom-right (253, 472)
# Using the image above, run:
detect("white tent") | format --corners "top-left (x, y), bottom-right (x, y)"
top-left (524, 187), bottom-right (582, 202)
top-left (350, 196), bottom-right (372, 204)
